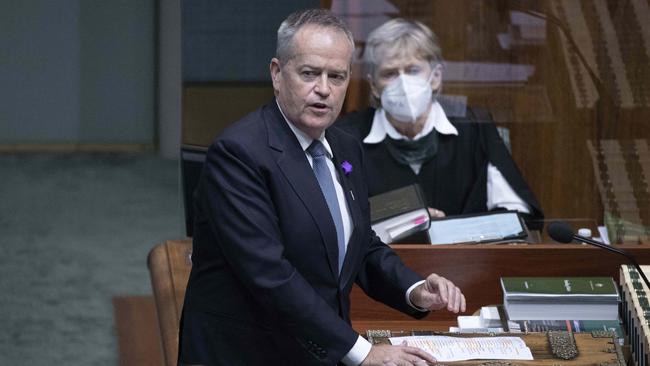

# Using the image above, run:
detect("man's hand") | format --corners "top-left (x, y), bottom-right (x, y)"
top-left (410, 274), bottom-right (466, 313)
top-left (360, 342), bottom-right (436, 366)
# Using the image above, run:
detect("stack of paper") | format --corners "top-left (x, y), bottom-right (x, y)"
top-left (388, 336), bottom-right (533, 362)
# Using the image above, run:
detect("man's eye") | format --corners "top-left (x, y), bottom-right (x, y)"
top-left (302, 71), bottom-right (318, 78)
top-left (329, 74), bottom-right (346, 82)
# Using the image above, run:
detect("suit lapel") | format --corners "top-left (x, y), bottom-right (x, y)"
top-left (265, 102), bottom-right (339, 279)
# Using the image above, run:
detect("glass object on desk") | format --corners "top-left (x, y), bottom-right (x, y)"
top-left (578, 228), bottom-right (592, 238)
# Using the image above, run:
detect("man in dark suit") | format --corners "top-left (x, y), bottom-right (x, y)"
top-left (179, 9), bottom-right (466, 366)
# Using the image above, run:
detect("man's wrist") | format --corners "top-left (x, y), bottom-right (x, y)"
top-left (405, 280), bottom-right (428, 312)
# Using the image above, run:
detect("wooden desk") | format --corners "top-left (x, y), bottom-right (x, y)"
top-left (352, 320), bottom-right (455, 334)
top-left (349, 324), bottom-right (626, 366)
top-left (350, 242), bottom-right (650, 321)
top-left (144, 240), bottom-right (649, 365)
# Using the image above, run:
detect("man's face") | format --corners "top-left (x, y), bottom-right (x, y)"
top-left (270, 25), bottom-right (353, 139)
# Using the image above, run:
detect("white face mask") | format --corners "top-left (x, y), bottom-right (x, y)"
top-left (380, 73), bottom-right (433, 123)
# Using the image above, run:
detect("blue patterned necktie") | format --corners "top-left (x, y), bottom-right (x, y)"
top-left (307, 140), bottom-right (346, 273)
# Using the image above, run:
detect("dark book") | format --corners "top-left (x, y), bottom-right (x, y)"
top-left (369, 184), bottom-right (430, 244)
top-left (369, 183), bottom-right (427, 222)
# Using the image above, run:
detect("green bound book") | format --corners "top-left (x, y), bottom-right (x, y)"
top-left (501, 277), bottom-right (619, 302)
top-left (501, 277), bottom-right (620, 320)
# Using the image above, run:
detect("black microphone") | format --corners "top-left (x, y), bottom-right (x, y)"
top-left (547, 221), bottom-right (650, 290)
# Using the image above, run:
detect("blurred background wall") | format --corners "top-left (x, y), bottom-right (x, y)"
top-left (0, 0), bottom-right (155, 146)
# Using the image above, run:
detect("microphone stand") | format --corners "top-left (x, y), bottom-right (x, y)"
top-left (572, 234), bottom-right (650, 291)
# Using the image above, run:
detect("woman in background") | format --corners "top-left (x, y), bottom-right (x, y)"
top-left (337, 18), bottom-right (543, 229)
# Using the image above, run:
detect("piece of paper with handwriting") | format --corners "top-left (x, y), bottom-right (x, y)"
top-left (388, 336), bottom-right (533, 362)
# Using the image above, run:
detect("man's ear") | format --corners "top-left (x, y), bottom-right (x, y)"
top-left (431, 63), bottom-right (443, 91)
top-left (270, 58), bottom-right (282, 91)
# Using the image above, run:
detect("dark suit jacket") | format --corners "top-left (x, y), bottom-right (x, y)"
top-left (179, 100), bottom-right (425, 365)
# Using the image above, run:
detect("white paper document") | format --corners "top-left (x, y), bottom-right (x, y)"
top-left (388, 336), bottom-right (534, 362)
top-left (428, 211), bottom-right (526, 244)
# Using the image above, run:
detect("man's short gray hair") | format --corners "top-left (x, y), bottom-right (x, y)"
top-left (363, 18), bottom-right (443, 78)
top-left (276, 8), bottom-right (355, 62)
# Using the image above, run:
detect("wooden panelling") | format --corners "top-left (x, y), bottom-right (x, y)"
top-left (148, 240), bottom-right (650, 326)
top-left (182, 83), bottom-right (274, 147)
top-left (179, 1), bottom-right (650, 231)
top-left (350, 243), bottom-right (650, 321)
top-left (339, 0), bottom-right (650, 224)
